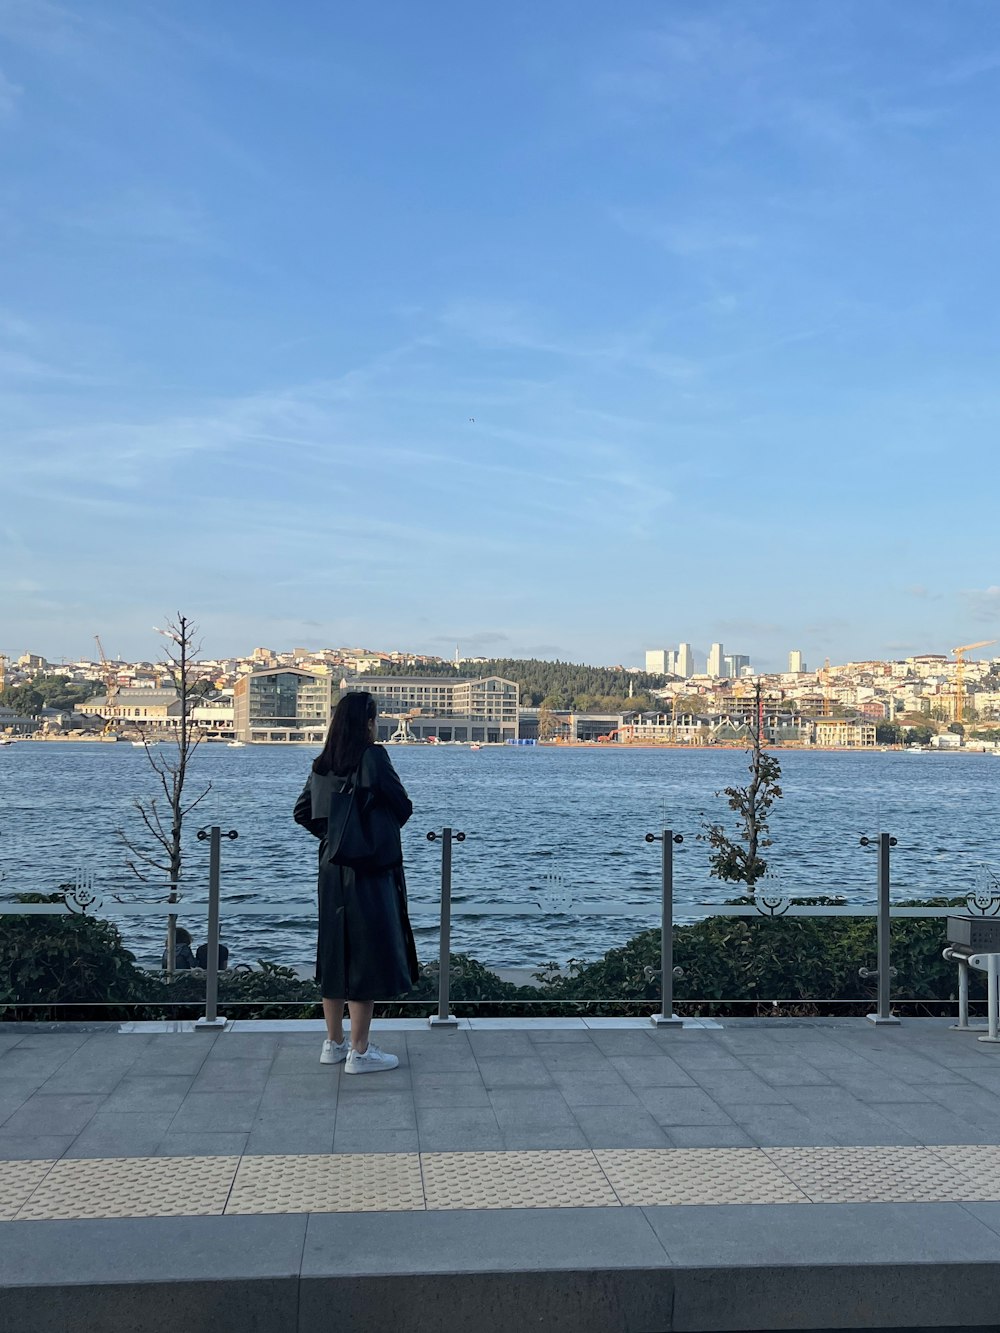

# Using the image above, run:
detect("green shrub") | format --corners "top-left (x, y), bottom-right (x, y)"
top-left (0, 894), bottom-right (152, 1011)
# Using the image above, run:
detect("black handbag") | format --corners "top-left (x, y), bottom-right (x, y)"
top-left (325, 767), bottom-right (400, 870)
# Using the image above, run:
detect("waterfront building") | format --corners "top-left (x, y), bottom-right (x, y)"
top-left (789, 650), bottom-right (806, 673)
top-left (342, 675), bottom-right (519, 743)
top-left (814, 718), bottom-right (877, 748)
top-left (707, 643), bottom-right (726, 678)
top-left (77, 687), bottom-right (184, 729)
top-left (675, 643), bottom-right (694, 678)
top-left (233, 669), bottom-right (332, 743)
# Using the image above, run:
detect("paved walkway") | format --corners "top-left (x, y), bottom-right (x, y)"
top-left (4, 1016), bottom-right (1000, 1332)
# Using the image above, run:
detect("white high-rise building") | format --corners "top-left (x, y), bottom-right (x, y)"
top-left (788, 650), bottom-right (806, 674)
top-left (726, 654), bottom-right (751, 677)
top-left (645, 649), bottom-right (669, 675)
top-left (707, 643), bottom-right (726, 678)
top-left (676, 643), bottom-right (694, 678)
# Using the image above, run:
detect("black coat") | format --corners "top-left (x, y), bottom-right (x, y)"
top-left (294, 744), bottom-right (418, 1000)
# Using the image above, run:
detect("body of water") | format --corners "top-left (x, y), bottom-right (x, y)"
top-left (2, 742), bottom-right (998, 971)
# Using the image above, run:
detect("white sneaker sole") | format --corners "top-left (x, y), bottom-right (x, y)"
top-left (344, 1059), bottom-right (399, 1075)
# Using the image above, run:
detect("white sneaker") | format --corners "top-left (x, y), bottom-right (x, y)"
top-left (320, 1038), bottom-right (349, 1065)
top-left (345, 1043), bottom-right (399, 1075)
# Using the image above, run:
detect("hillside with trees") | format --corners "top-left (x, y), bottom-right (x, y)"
top-left (378, 658), bottom-right (663, 712)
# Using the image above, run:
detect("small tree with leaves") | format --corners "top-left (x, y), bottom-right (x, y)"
top-left (118, 614), bottom-right (212, 973)
top-left (700, 680), bottom-right (782, 891)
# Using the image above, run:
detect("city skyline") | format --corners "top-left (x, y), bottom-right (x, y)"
top-left (3, 3), bottom-right (1000, 667)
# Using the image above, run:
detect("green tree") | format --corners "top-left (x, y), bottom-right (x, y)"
top-left (875, 721), bottom-right (902, 744)
top-left (700, 682), bottom-right (782, 890)
top-left (118, 614), bottom-right (212, 975)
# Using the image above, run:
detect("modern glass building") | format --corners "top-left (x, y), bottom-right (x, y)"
top-left (233, 669), bottom-right (332, 743)
top-left (340, 675), bottom-right (519, 743)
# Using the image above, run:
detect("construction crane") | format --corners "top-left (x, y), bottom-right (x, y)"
top-left (94, 635), bottom-right (121, 733)
top-left (952, 640), bottom-right (997, 724)
top-left (821, 659), bottom-right (833, 717)
top-left (0, 653), bottom-right (7, 693)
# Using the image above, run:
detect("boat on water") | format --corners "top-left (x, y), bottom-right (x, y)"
top-left (0, 737), bottom-right (16, 746)
top-left (469, 743), bottom-right (481, 750)
top-left (227, 740), bottom-right (246, 748)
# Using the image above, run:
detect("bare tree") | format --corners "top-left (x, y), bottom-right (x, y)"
top-left (700, 679), bottom-right (783, 891)
top-left (118, 613), bottom-right (212, 974)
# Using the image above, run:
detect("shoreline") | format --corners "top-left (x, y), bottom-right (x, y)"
top-left (5, 736), bottom-right (996, 755)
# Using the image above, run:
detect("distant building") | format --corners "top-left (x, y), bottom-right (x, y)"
top-left (707, 643), bottom-right (726, 678)
top-left (814, 718), bottom-right (877, 748)
top-left (342, 675), bottom-right (519, 744)
top-left (77, 687), bottom-right (184, 729)
top-left (675, 643), bottom-right (694, 678)
top-left (645, 649), bottom-right (669, 675)
top-left (233, 669), bottom-right (332, 743)
top-left (725, 654), bottom-right (751, 677)
top-left (788, 650), bottom-right (806, 673)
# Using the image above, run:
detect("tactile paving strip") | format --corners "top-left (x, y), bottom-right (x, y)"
top-left (421, 1150), bottom-right (620, 1210)
top-left (766, 1147), bottom-right (997, 1204)
top-left (926, 1145), bottom-right (1000, 1200)
top-left (0, 1160), bottom-right (54, 1221)
top-left (596, 1148), bottom-right (809, 1206)
top-left (227, 1153), bottom-right (425, 1214)
top-left (15, 1156), bottom-right (239, 1220)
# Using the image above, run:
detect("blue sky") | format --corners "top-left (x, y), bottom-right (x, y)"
top-left (3, 0), bottom-right (1000, 671)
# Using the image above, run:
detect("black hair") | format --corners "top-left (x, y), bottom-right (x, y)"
top-left (313, 691), bottom-right (376, 775)
top-left (174, 927), bottom-right (192, 945)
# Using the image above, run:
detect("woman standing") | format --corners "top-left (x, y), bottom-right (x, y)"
top-left (294, 691), bottom-right (418, 1074)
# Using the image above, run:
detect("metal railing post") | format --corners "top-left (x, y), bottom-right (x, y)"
top-left (645, 829), bottom-right (684, 1029)
top-left (428, 827), bottom-right (462, 1028)
top-left (866, 831), bottom-right (900, 1026)
top-left (196, 826), bottom-right (235, 1031)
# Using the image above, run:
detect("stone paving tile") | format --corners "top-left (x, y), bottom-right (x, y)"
top-left (410, 1073), bottom-right (492, 1108)
top-left (667, 1125), bottom-right (756, 1148)
top-left (0, 1046), bottom-right (78, 1081)
top-left (739, 1058), bottom-right (832, 1087)
top-left (724, 1105), bottom-right (839, 1147)
top-left (765, 1146), bottom-right (994, 1204)
top-left (65, 1113), bottom-right (176, 1160)
top-left (256, 1074), bottom-right (340, 1109)
top-left (526, 1029), bottom-right (593, 1044)
top-left (570, 1105), bottom-right (671, 1149)
top-left (632, 1087), bottom-right (738, 1127)
top-left (499, 1124), bottom-right (591, 1150)
top-left (154, 1132), bottom-right (250, 1157)
top-left (334, 1128), bottom-right (420, 1154)
top-left (167, 1091), bottom-right (261, 1134)
top-left (209, 1035), bottom-right (280, 1060)
top-left (597, 1148), bottom-right (807, 1207)
top-left (920, 1083), bottom-right (1000, 1133)
top-left (533, 1043), bottom-right (607, 1069)
top-left (547, 1072), bottom-right (644, 1109)
top-left (869, 1101), bottom-right (1000, 1144)
top-left (100, 1075), bottom-right (195, 1114)
top-left (2, 1094), bottom-right (104, 1137)
top-left (0, 1134), bottom-right (75, 1161)
top-left (189, 1058), bottom-right (275, 1093)
top-left (16, 1154), bottom-right (239, 1220)
top-left (689, 1071), bottom-right (792, 1105)
top-left (467, 1032), bottom-right (535, 1057)
top-left (421, 1149), bottom-right (617, 1210)
top-left (474, 1057), bottom-right (555, 1089)
top-left (245, 1114), bottom-right (335, 1158)
top-left (0, 1080), bottom-right (48, 1127)
top-left (415, 1107), bottom-right (503, 1152)
top-left (128, 1041), bottom-right (214, 1078)
top-left (607, 1055), bottom-right (697, 1087)
top-left (403, 1038), bottom-right (479, 1073)
top-left (333, 1094), bottom-right (417, 1133)
top-left (0, 1159), bottom-right (53, 1220)
top-left (230, 1151), bottom-right (424, 1214)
